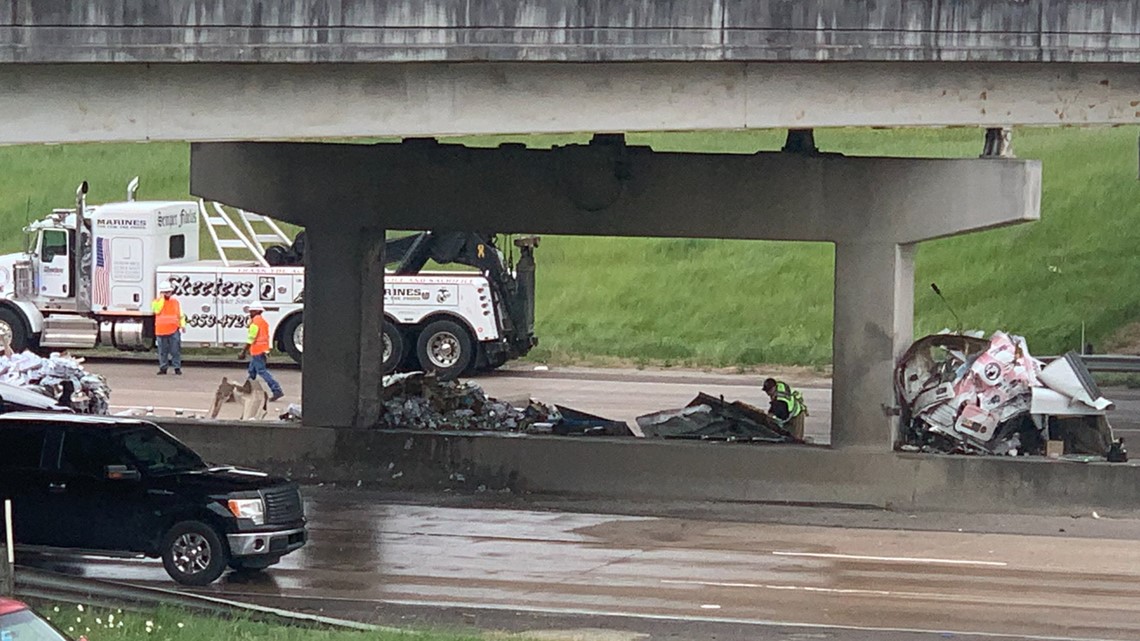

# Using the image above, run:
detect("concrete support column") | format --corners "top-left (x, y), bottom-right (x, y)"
top-left (302, 226), bottom-right (386, 428)
top-left (831, 241), bottom-right (915, 449)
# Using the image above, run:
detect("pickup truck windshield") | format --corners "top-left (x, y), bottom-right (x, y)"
top-left (118, 425), bottom-right (205, 476)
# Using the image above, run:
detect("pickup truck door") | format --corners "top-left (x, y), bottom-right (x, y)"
top-left (0, 422), bottom-right (54, 547)
top-left (48, 426), bottom-right (156, 552)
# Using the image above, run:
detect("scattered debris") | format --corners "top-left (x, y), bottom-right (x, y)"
top-left (551, 405), bottom-right (632, 436)
top-left (897, 333), bottom-right (1119, 458)
top-left (210, 377), bottom-right (268, 420)
top-left (0, 350), bottom-right (110, 414)
top-left (279, 403), bottom-right (303, 422)
top-left (375, 372), bottom-right (629, 434)
top-left (637, 393), bottom-right (798, 442)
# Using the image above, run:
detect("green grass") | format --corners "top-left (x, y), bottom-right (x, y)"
top-left (28, 601), bottom-right (483, 641)
top-left (2, 126), bottom-right (1138, 368)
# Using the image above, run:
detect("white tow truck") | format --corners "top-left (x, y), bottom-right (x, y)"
top-left (0, 180), bottom-right (538, 379)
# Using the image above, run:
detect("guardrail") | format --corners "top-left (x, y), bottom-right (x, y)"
top-left (1078, 355), bottom-right (1140, 373)
top-left (1039, 354), bottom-right (1140, 373)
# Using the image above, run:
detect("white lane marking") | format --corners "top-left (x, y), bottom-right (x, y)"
top-left (662, 578), bottom-right (945, 600)
top-left (772, 550), bottom-right (1008, 567)
top-left (204, 592), bottom-right (1126, 641)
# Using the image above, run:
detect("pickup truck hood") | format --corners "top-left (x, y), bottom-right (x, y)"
top-left (163, 466), bottom-right (290, 494)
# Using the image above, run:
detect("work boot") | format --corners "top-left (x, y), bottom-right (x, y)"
top-left (157, 368), bottom-right (167, 375)
top-left (174, 368), bottom-right (182, 375)
top-left (270, 392), bottom-right (284, 402)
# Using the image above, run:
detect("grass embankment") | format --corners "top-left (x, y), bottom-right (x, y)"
top-left (1, 127), bottom-right (1138, 369)
top-left (30, 601), bottom-right (480, 641)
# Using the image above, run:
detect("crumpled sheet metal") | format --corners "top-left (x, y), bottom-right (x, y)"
top-left (897, 333), bottom-right (1113, 457)
top-left (375, 372), bottom-right (630, 435)
top-left (0, 350), bottom-right (110, 414)
top-left (636, 393), bottom-right (799, 443)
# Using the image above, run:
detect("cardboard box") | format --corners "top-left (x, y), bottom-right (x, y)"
top-left (1046, 440), bottom-right (1065, 458)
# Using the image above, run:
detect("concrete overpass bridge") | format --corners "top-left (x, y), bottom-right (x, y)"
top-left (2, 1), bottom-right (1140, 510)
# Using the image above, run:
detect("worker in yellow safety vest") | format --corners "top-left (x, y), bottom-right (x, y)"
top-left (238, 303), bottom-right (284, 402)
top-left (762, 378), bottom-right (808, 441)
top-left (152, 281), bottom-right (186, 375)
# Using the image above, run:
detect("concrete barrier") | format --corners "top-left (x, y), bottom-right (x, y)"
top-left (159, 421), bottom-right (1140, 516)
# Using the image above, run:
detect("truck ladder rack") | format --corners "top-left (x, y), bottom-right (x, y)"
top-left (198, 200), bottom-right (271, 267)
top-left (237, 209), bottom-right (292, 255)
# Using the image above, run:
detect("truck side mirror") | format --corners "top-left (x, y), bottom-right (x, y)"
top-left (105, 465), bottom-right (141, 481)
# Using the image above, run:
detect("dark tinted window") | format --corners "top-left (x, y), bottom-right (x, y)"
top-left (0, 425), bottom-right (46, 469)
top-left (169, 234), bottom-right (186, 259)
top-left (60, 429), bottom-right (122, 477)
top-left (119, 425), bottom-right (204, 475)
top-left (41, 229), bottom-right (68, 262)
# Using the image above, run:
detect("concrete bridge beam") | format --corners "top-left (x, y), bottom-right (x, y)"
top-left (191, 139), bottom-right (1040, 444)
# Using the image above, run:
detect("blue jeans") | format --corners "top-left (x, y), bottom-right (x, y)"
top-left (156, 332), bottom-right (182, 371)
top-left (247, 354), bottom-right (283, 397)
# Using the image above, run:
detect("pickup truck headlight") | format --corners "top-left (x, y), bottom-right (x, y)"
top-left (227, 498), bottom-right (265, 525)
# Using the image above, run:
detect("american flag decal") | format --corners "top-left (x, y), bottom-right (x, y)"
top-left (93, 237), bottom-right (110, 307)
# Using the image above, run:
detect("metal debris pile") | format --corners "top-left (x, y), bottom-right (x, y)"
top-left (377, 372), bottom-right (557, 431)
top-left (375, 372), bottom-right (631, 435)
top-left (897, 332), bottom-right (1118, 458)
top-left (0, 350), bottom-right (111, 414)
top-left (636, 393), bottom-right (799, 442)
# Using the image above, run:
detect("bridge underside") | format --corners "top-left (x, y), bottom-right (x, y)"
top-left (1, 62), bottom-right (1138, 144)
top-left (190, 137), bottom-right (1040, 449)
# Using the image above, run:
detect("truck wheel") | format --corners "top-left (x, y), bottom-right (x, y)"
top-left (0, 307), bottom-right (29, 352)
top-left (161, 520), bottom-right (229, 586)
top-left (382, 323), bottom-right (404, 375)
top-left (279, 314), bottom-right (303, 365)
top-left (416, 319), bottom-right (472, 381)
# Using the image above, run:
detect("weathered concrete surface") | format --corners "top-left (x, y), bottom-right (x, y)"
top-left (301, 226), bottom-right (386, 428)
top-left (159, 422), bottom-right (1140, 516)
top-left (832, 242), bottom-right (915, 449)
top-left (192, 139), bottom-right (1040, 439)
top-left (3, 1), bottom-right (1139, 63)
top-left (2, 62), bottom-right (1139, 144)
top-left (191, 140), bottom-right (1041, 244)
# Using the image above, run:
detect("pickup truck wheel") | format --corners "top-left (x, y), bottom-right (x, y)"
top-left (416, 319), bottom-right (472, 381)
top-left (279, 314), bottom-right (303, 365)
top-left (381, 323), bottom-right (404, 375)
top-left (161, 521), bottom-right (229, 586)
top-left (0, 307), bottom-right (29, 352)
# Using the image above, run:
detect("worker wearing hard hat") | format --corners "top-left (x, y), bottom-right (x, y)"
top-left (763, 378), bottom-right (808, 441)
top-left (152, 281), bottom-right (186, 375)
top-left (239, 303), bottom-right (284, 402)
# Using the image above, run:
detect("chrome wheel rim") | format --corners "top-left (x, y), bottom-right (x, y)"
top-left (293, 322), bottom-right (304, 354)
top-left (382, 332), bottom-right (393, 363)
top-left (171, 532), bottom-right (212, 575)
top-left (427, 331), bottom-right (461, 368)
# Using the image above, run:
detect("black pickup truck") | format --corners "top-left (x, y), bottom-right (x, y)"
top-left (0, 413), bottom-right (305, 585)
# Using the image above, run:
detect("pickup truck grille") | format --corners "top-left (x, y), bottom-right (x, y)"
top-left (262, 486), bottom-right (304, 524)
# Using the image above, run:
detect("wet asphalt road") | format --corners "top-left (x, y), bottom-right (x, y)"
top-left (22, 487), bottom-right (1140, 641)
top-left (37, 361), bottom-right (1140, 639)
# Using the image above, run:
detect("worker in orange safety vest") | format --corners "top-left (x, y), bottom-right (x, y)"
top-left (238, 303), bottom-right (284, 402)
top-left (152, 280), bottom-right (186, 375)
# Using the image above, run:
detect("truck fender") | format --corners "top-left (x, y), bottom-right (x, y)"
top-left (0, 299), bottom-right (44, 335)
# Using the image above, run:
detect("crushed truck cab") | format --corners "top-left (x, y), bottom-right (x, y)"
top-left (0, 180), bottom-right (538, 380)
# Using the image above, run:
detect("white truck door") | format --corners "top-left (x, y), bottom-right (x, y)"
top-left (38, 229), bottom-right (71, 298)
